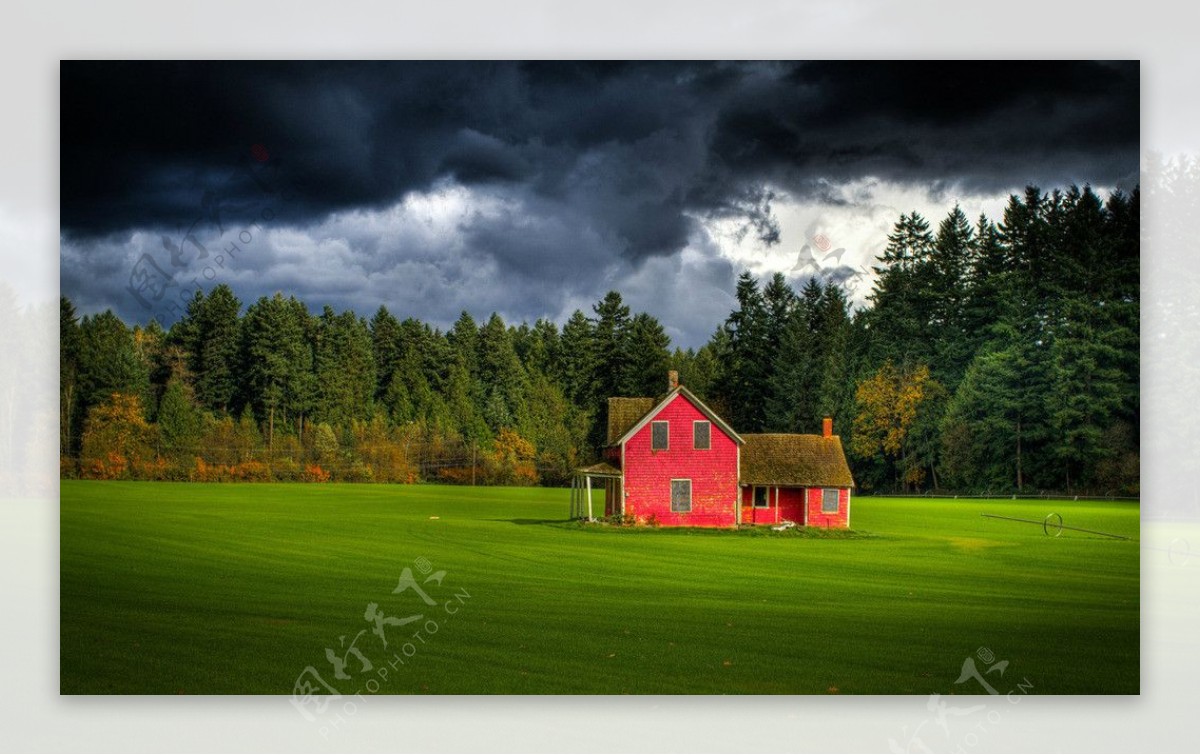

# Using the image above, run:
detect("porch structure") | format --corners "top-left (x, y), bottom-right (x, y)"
top-left (570, 462), bottom-right (622, 520)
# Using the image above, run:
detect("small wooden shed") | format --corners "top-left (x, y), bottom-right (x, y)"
top-left (738, 430), bottom-right (856, 528)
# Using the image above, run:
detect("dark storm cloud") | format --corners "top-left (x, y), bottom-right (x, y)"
top-left (63, 61), bottom-right (1139, 237)
top-left (705, 60), bottom-right (1140, 192)
top-left (60, 60), bottom-right (1139, 345)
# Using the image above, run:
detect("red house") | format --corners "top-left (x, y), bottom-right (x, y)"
top-left (570, 373), bottom-right (856, 528)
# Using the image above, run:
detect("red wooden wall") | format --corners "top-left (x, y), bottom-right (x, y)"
top-left (622, 394), bottom-right (739, 527)
top-left (739, 486), bottom-right (806, 524)
top-left (805, 487), bottom-right (850, 528)
top-left (738, 486), bottom-right (850, 528)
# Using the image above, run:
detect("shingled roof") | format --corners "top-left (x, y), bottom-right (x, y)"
top-left (607, 397), bottom-right (656, 445)
top-left (576, 461), bottom-right (623, 477)
top-left (740, 433), bottom-right (856, 488)
top-left (608, 387), bottom-right (745, 448)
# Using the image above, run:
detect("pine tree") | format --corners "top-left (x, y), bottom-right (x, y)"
top-left (171, 286), bottom-right (241, 414)
top-left (719, 272), bottom-right (771, 431)
top-left (762, 271), bottom-right (796, 354)
top-left (445, 356), bottom-right (488, 442)
top-left (928, 205), bottom-right (976, 386)
top-left (940, 322), bottom-right (1040, 492)
top-left (586, 292), bottom-right (635, 450)
top-left (669, 344), bottom-right (719, 400)
top-left (765, 278), bottom-right (823, 432)
top-left (1045, 304), bottom-right (1125, 493)
top-left (385, 318), bottom-right (446, 428)
top-left (526, 318), bottom-right (563, 380)
top-left (559, 309), bottom-right (595, 407)
top-left (448, 311), bottom-right (481, 383)
top-left (813, 283), bottom-right (854, 433)
top-left (524, 369), bottom-right (588, 485)
top-left (623, 312), bottom-right (671, 397)
top-left (591, 291), bottom-right (632, 400)
top-left (477, 312), bottom-right (530, 434)
top-left (370, 306), bottom-right (403, 403)
top-left (78, 310), bottom-right (151, 417)
top-left (864, 212), bottom-right (936, 368)
top-left (240, 293), bottom-right (314, 451)
top-left (196, 284), bottom-right (242, 413)
top-left (313, 306), bottom-right (377, 429)
top-left (157, 377), bottom-right (203, 462)
top-left (961, 213), bottom-right (1006, 360)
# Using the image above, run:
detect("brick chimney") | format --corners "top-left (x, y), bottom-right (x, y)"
top-left (668, 370), bottom-right (679, 392)
top-left (822, 416), bottom-right (833, 438)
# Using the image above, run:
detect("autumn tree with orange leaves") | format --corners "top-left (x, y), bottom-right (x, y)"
top-left (80, 392), bottom-right (156, 479)
top-left (484, 428), bottom-right (538, 485)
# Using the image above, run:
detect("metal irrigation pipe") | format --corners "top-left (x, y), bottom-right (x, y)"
top-left (980, 512), bottom-right (1131, 540)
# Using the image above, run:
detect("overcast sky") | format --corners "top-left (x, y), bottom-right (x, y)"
top-left (60, 61), bottom-right (1139, 348)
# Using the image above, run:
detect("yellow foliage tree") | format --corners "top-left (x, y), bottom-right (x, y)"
top-left (852, 362), bottom-right (936, 487)
top-left (80, 392), bottom-right (156, 479)
top-left (484, 428), bottom-right (538, 486)
top-left (352, 413), bottom-right (418, 483)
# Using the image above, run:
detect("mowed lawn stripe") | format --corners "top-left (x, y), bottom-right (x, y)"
top-left (61, 481), bottom-right (1138, 694)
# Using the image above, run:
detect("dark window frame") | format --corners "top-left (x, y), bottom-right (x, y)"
top-left (651, 421), bottom-right (669, 450)
top-left (670, 479), bottom-right (692, 512)
top-left (693, 420), bottom-right (711, 450)
top-left (753, 486), bottom-right (770, 508)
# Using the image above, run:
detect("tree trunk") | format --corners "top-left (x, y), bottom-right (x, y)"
top-left (1015, 419), bottom-right (1023, 492)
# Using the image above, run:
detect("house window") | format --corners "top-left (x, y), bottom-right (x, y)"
top-left (693, 421), bottom-right (711, 450)
top-left (822, 488), bottom-right (840, 514)
top-left (671, 479), bottom-right (692, 512)
top-left (651, 421), bottom-right (669, 450)
top-left (753, 486), bottom-right (770, 508)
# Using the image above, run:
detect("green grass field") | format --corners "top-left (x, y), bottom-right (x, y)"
top-left (60, 481), bottom-right (1138, 694)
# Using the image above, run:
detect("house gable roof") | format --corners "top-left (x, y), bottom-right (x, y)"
top-left (739, 433), bottom-right (856, 488)
top-left (613, 386), bottom-right (744, 447)
top-left (606, 397), bottom-right (656, 446)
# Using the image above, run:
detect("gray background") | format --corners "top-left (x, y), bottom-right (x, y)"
top-left (1, 0), bottom-right (1195, 751)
